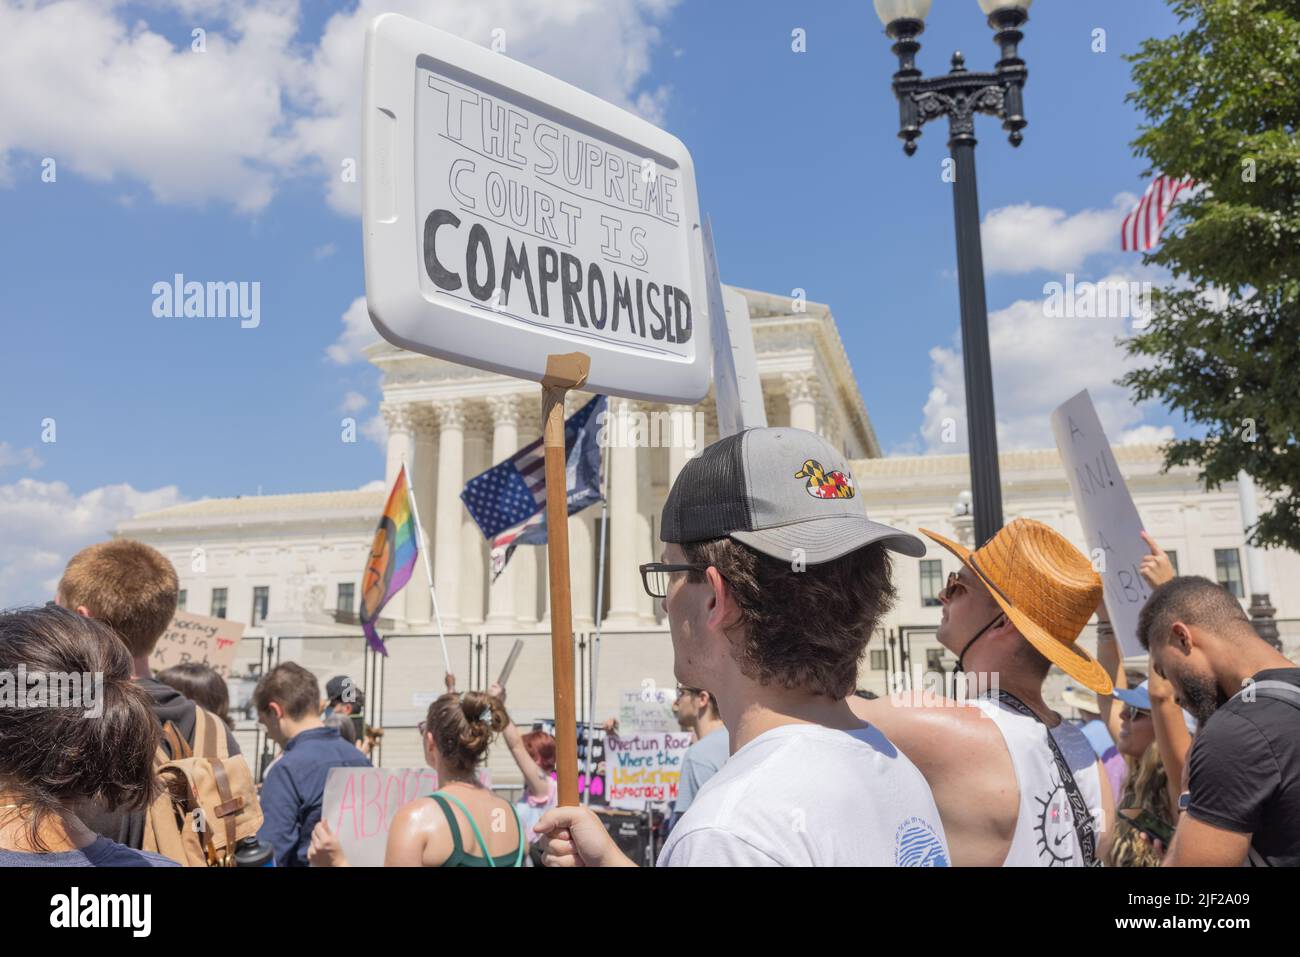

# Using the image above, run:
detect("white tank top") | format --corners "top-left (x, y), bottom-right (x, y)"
top-left (975, 694), bottom-right (1104, 867)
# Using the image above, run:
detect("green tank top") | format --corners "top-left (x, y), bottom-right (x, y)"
top-left (428, 791), bottom-right (525, 868)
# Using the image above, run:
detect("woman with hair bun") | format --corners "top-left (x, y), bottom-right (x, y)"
top-left (309, 689), bottom-right (524, 867)
top-left (0, 605), bottom-right (179, 866)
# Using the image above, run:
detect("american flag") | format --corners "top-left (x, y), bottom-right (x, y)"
top-left (1121, 175), bottom-right (1196, 251)
top-left (460, 394), bottom-right (606, 541)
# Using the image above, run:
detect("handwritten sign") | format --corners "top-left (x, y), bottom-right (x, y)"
top-left (320, 767), bottom-right (492, 868)
top-left (149, 611), bottom-right (244, 679)
top-left (619, 687), bottom-right (677, 733)
top-left (362, 13), bottom-right (711, 403)
top-left (531, 719), bottom-right (608, 803)
top-left (604, 732), bottom-right (692, 810)
top-left (1050, 390), bottom-right (1150, 657)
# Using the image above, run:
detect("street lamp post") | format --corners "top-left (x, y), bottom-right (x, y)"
top-left (874, 0), bottom-right (1033, 547)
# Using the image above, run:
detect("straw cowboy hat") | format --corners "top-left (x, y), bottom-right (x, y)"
top-left (920, 518), bottom-right (1114, 695)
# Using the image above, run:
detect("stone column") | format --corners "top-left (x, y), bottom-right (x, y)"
top-left (606, 399), bottom-right (640, 626)
top-left (1237, 470), bottom-right (1281, 649)
top-left (405, 405), bottom-right (436, 624)
top-left (432, 399), bottom-right (464, 626)
top-left (636, 430), bottom-right (657, 623)
top-left (667, 403), bottom-right (698, 487)
top-left (381, 404), bottom-right (416, 622)
top-left (514, 408), bottom-right (541, 626)
top-left (486, 394), bottom-right (523, 624)
top-left (460, 412), bottom-right (489, 625)
top-left (784, 371), bottom-right (819, 434)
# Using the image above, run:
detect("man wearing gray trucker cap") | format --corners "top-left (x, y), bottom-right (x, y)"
top-left (536, 427), bottom-right (950, 866)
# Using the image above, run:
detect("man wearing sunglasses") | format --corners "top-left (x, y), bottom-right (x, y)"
top-left (536, 427), bottom-right (949, 866)
top-left (849, 519), bottom-right (1117, 867)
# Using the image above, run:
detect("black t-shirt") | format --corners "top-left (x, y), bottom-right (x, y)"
top-left (76, 678), bottom-right (242, 849)
top-left (1186, 668), bottom-right (1300, 866)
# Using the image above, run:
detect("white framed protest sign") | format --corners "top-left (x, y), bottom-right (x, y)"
top-left (1051, 390), bottom-right (1151, 657)
top-left (362, 14), bottom-right (711, 403)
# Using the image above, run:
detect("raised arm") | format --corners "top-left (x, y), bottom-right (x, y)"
top-left (489, 682), bottom-right (552, 801)
top-left (1094, 602), bottom-right (1124, 746)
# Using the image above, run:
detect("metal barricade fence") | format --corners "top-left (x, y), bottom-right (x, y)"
top-left (241, 628), bottom-right (676, 783)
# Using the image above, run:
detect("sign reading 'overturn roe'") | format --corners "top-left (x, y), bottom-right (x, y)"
top-left (364, 14), bottom-right (711, 403)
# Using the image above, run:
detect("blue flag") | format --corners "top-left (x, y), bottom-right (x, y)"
top-left (462, 395), bottom-right (606, 541)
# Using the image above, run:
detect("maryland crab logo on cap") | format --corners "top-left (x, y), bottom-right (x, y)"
top-left (795, 459), bottom-right (856, 500)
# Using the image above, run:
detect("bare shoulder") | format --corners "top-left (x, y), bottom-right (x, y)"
top-left (849, 694), bottom-right (1003, 763)
top-left (386, 795), bottom-right (449, 866)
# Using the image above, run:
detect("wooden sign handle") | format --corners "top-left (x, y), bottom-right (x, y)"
top-left (541, 352), bottom-right (590, 808)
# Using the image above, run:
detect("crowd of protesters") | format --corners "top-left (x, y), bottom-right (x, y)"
top-left (0, 426), bottom-right (1296, 868)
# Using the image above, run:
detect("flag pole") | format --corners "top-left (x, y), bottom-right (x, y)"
top-left (541, 352), bottom-right (590, 809)
top-left (403, 459), bottom-right (452, 677)
top-left (584, 430), bottom-right (610, 807)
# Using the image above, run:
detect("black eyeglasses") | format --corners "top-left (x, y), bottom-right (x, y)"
top-left (639, 562), bottom-right (710, 598)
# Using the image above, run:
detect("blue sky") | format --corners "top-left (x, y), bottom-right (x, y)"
top-left (0, 0), bottom-right (1184, 603)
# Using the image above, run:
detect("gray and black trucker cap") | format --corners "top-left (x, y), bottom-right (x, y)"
top-left (660, 427), bottom-right (926, 564)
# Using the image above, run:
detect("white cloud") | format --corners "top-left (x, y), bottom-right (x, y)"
top-left (326, 296), bottom-right (380, 365)
top-left (339, 390), bottom-right (369, 414)
top-left (0, 478), bottom-right (185, 607)
top-left (1118, 424), bottom-right (1175, 446)
top-left (362, 413), bottom-right (387, 447)
top-left (982, 194), bottom-right (1136, 275)
top-left (357, 479), bottom-right (386, 492)
top-left (313, 243), bottom-right (337, 260)
top-left (0, 0), bottom-right (302, 212)
top-left (918, 269), bottom-right (1170, 454)
top-left (0, 0), bottom-right (679, 214)
top-left (0, 442), bottom-right (43, 473)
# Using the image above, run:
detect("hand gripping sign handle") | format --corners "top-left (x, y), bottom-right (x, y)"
top-left (542, 352), bottom-right (590, 808)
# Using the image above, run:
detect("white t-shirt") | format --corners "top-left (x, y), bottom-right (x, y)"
top-left (657, 722), bottom-right (950, 867)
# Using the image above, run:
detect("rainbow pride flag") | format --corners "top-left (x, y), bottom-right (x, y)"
top-left (359, 465), bottom-right (419, 655)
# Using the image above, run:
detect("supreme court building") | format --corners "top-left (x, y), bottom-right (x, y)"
top-left (118, 286), bottom-right (1300, 777)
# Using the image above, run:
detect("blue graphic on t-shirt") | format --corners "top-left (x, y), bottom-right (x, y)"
top-left (895, 817), bottom-right (949, 867)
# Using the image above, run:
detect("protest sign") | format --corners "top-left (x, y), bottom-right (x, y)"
top-left (619, 687), bottom-right (677, 733)
top-left (703, 216), bottom-right (766, 436)
top-left (320, 767), bottom-right (491, 867)
top-left (363, 14), bottom-right (711, 403)
top-left (534, 719), bottom-right (609, 804)
top-left (1050, 389), bottom-right (1151, 657)
top-left (604, 732), bottom-right (693, 809)
top-left (149, 611), bottom-right (244, 679)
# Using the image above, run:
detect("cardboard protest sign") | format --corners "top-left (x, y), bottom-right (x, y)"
top-left (149, 611), bottom-right (244, 679)
top-left (320, 767), bottom-right (492, 868)
top-left (703, 216), bottom-right (766, 437)
top-left (604, 732), bottom-right (692, 809)
top-left (1050, 390), bottom-right (1151, 657)
top-left (363, 14), bottom-right (711, 403)
top-left (618, 687), bottom-right (677, 733)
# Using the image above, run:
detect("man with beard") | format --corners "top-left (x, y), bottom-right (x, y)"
top-left (1139, 576), bottom-right (1300, 866)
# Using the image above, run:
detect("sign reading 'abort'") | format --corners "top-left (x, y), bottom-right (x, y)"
top-left (363, 14), bottom-right (711, 403)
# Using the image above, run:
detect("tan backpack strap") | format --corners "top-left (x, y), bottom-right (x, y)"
top-left (197, 708), bottom-right (241, 855)
top-left (162, 721), bottom-right (190, 760)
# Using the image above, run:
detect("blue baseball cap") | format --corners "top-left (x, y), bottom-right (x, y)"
top-left (1114, 681), bottom-right (1197, 733)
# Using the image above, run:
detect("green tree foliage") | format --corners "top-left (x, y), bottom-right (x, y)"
top-left (1121, 0), bottom-right (1300, 550)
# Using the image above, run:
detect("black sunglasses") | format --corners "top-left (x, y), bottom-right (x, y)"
top-left (639, 562), bottom-right (710, 598)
